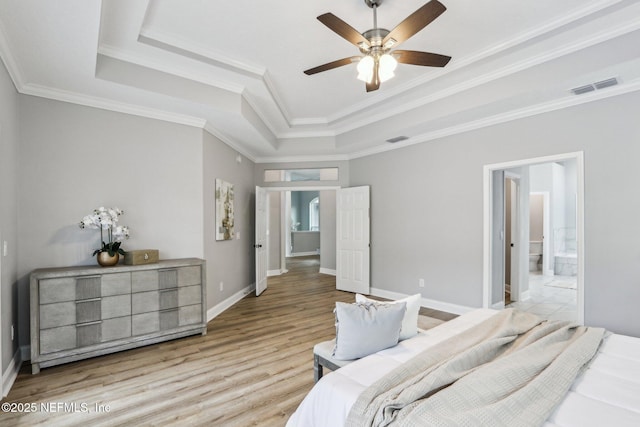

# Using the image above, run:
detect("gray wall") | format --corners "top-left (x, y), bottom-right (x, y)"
top-left (350, 90), bottom-right (640, 336)
top-left (268, 191), bottom-right (281, 271)
top-left (14, 96), bottom-right (256, 354)
top-left (203, 131), bottom-right (255, 309)
top-left (319, 190), bottom-right (337, 272)
top-left (16, 96), bottom-right (205, 348)
top-left (291, 191), bottom-right (319, 231)
top-left (0, 57), bottom-right (19, 374)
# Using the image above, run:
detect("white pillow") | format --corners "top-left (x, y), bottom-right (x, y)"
top-left (332, 301), bottom-right (406, 360)
top-left (355, 293), bottom-right (421, 340)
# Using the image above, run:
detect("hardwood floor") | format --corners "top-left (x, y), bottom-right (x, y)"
top-left (3, 256), bottom-right (454, 426)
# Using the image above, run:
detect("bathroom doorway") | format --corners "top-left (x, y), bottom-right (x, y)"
top-left (483, 152), bottom-right (584, 324)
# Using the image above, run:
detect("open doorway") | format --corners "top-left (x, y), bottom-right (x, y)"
top-left (483, 152), bottom-right (584, 324)
top-left (261, 187), bottom-right (339, 281)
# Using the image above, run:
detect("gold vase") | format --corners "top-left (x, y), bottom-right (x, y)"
top-left (97, 252), bottom-right (119, 267)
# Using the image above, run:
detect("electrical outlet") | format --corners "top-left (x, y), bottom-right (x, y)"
top-left (219, 282), bottom-right (224, 291)
top-left (11, 325), bottom-right (14, 341)
top-left (3, 241), bottom-right (7, 257)
top-left (419, 278), bottom-right (425, 288)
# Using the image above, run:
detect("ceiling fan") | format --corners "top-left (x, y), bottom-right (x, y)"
top-left (304, 0), bottom-right (451, 92)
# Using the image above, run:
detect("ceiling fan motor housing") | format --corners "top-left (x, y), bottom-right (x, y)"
top-left (361, 28), bottom-right (390, 52)
top-left (365, 0), bottom-right (384, 8)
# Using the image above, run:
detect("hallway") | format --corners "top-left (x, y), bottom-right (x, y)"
top-left (507, 273), bottom-right (577, 322)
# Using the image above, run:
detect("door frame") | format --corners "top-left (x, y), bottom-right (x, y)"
top-left (504, 172), bottom-right (521, 306)
top-left (483, 151), bottom-right (585, 324)
top-left (262, 186), bottom-right (340, 276)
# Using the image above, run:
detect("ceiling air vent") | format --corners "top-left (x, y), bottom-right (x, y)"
top-left (386, 136), bottom-right (409, 143)
top-left (571, 84), bottom-right (595, 95)
top-left (594, 77), bottom-right (619, 90)
top-left (571, 77), bottom-right (619, 95)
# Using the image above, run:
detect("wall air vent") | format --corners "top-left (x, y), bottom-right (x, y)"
top-left (594, 77), bottom-right (619, 90)
top-left (571, 77), bottom-right (619, 95)
top-left (386, 135), bottom-right (409, 143)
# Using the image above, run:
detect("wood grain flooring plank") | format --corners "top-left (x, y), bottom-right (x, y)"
top-left (2, 256), bottom-right (454, 426)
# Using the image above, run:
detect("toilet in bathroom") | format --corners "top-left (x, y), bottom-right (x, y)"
top-left (529, 241), bottom-right (542, 271)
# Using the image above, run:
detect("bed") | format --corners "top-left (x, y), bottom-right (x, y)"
top-left (287, 308), bottom-right (640, 427)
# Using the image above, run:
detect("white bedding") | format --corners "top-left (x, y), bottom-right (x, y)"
top-left (287, 309), bottom-right (640, 427)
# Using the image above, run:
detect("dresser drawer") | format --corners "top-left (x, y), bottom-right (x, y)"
top-left (102, 295), bottom-right (131, 319)
top-left (31, 258), bottom-right (206, 374)
top-left (40, 278), bottom-right (76, 304)
top-left (40, 325), bottom-right (76, 354)
top-left (179, 304), bottom-right (202, 326)
top-left (102, 317), bottom-right (131, 342)
top-left (40, 302), bottom-right (76, 329)
top-left (131, 270), bottom-right (159, 293)
top-left (101, 272), bottom-right (131, 296)
top-left (179, 285), bottom-right (202, 306)
top-left (178, 266), bottom-right (201, 287)
top-left (132, 290), bottom-right (160, 314)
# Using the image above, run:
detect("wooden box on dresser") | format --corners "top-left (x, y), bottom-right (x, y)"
top-left (30, 258), bottom-right (206, 374)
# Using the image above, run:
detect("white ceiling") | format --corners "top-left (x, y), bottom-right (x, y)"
top-left (0, 0), bottom-right (639, 162)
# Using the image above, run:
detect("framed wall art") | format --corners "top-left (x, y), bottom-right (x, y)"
top-left (215, 178), bottom-right (235, 241)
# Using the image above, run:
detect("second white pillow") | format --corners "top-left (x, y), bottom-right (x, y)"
top-left (355, 293), bottom-right (421, 340)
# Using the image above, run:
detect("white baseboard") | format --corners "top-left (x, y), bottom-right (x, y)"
top-left (519, 290), bottom-right (531, 301)
top-left (319, 268), bottom-right (336, 276)
top-left (290, 251), bottom-right (319, 257)
top-left (369, 287), bottom-right (476, 315)
top-left (207, 283), bottom-right (255, 322)
top-left (491, 301), bottom-right (505, 310)
top-left (2, 348), bottom-right (22, 397)
top-left (267, 269), bottom-right (283, 277)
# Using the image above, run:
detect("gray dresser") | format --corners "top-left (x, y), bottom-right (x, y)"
top-left (30, 258), bottom-right (206, 374)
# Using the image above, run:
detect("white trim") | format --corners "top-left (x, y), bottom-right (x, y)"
top-left (520, 290), bottom-right (531, 302)
top-left (206, 283), bottom-right (255, 322)
top-left (370, 287), bottom-right (476, 316)
top-left (21, 83), bottom-right (206, 128)
top-left (267, 269), bottom-right (283, 277)
top-left (483, 151), bottom-right (585, 324)
top-left (349, 78), bottom-right (640, 161)
top-left (289, 251), bottom-right (318, 257)
top-left (2, 349), bottom-right (21, 397)
top-left (319, 268), bottom-right (336, 276)
top-left (491, 301), bottom-right (506, 310)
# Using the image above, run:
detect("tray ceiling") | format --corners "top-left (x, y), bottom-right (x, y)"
top-left (0, 0), bottom-right (639, 162)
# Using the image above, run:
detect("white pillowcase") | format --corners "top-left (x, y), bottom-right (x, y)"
top-left (332, 301), bottom-right (406, 360)
top-left (355, 293), bottom-right (421, 341)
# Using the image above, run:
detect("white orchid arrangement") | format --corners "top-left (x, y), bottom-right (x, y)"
top-left (79, 207), bottom-right (130, 256)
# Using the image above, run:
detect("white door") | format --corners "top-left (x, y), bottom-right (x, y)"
top-left (336, 186), bottom-right (370, 294)
top-left (255, 186), bottom-right (268, 296)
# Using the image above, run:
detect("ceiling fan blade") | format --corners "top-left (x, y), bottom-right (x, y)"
top-left (394, 50), bottom-right (451, 67)
top-left (383, 0), bottom-right (446, 47)
top-left (304, 56), bottom-right (360, 75)
top-left (317, 13), bottom-right (371, 49)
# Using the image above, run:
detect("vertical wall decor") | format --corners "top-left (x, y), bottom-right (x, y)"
top-left (215, 178), bottom-right (235, 241)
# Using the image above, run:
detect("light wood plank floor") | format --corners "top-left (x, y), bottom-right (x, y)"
top-left (3, 256), bottom-right (455, 426)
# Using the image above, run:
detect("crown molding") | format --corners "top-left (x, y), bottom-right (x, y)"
top-left (0, 20), bottom-right (25, 90)
top-left (331, 13), bottom-right (640, 136)
top-left (202, 122), bottom-right (257, 163)
top-left (138, 26), bottom-right (265, 77)
top-left (20, 83), bottom-right (207, 128)
top-left (98, 43), bottom-right (244, 94)
top-left (253, 153), bottom-right (350, 164)
top-left (347, 77), bottom-right (640, 160)
top-left (292, 0), bottom-right (628, 129)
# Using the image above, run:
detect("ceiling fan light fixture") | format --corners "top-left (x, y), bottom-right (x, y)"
top-left (378, 53), bottom-right (397, 82)
top-left (357, 55), bottom-right (375, 83)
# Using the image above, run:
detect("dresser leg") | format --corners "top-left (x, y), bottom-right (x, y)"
top-left (32, 363), bottom-right (40, 375)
